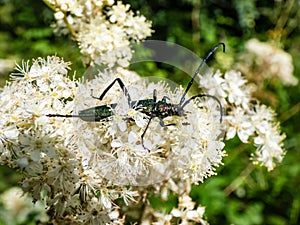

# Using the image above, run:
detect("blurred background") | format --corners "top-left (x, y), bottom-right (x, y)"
top-left (0, 0), bottom-right (299, 224)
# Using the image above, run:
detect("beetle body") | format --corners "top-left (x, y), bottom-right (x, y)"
top-left (47, 43), bottom-right (225, 150)
top-left (70, 98), bottom-right (184, 122)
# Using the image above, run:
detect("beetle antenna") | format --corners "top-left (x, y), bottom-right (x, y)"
top-left (47, 114), bottom-right (80, 118)
top-left (181, 94), bottom-right (223, 123)
top-left (179, 43), bottom-right (225, 105)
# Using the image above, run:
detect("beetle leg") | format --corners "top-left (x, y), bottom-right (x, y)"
top-left (91, 78), bottom-right (131, 106)
top-left (153, 89), bottom-right (157, 102)
top-left (159, 118), bottom-right (164, 127)
top-left (141, 117), bottom-right (153, 152)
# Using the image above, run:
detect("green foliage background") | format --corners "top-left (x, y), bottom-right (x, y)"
top-left (0, 0), bottom-right (299, 224)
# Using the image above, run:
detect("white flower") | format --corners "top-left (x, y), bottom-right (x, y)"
top-left (0, 124), bottom-right (19, 142)
top-left (251, 105), bottom-right (286, 171)
top-left (199, 69), bottom-right (286, 170)
top-left (152, 212), bottom-right (173, 225)
top-left (171, 194), bottom-right (208, 225)
top-left (226, 107), bottom-right (255, 143)
top-left (199, 70), bottom-right (227, 101)
top-left (0, 57), bottom-right (118, 222)
top-left (54, 11), bottom-right (64, 20)
top-left (0, 187), bottom-right (27, 211)
top-left (245, 38), bottom-right (298, 86)
top-left (47, 0), bottom-right (152, 67)
top-left (0, 187), bottom-right (48, 221)
top-left (200, 70), bottom-right (255, 110)
top-left (222, 71), bottom-right (251, 108)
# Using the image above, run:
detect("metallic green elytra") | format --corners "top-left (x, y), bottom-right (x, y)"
top-left (78, 104), bottom-right (116, 122)
top-left (47, 43), bottom-right (225, 151)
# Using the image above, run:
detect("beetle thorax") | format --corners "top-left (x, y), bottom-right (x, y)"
top-left (151, 101), bottom-right (184, 118)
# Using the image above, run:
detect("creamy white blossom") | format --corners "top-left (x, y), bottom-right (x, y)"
top-left (149, 194), bottom-right (208, 225)
top-left (0, 57), bottom-right (139, 223)
top-left (240, 38), bottom-right (298, 86)
top-left (45, 0), bottom-right (152, 67)
top-left (171, 194), bottom-right (208, 225)
top-left (0, 56), bottom-right (225, 223)
top-left (226, 107), bottom-right (255, 142)
top-left (0, 187), bottom-right (49, 223)
top-left (199, 69), bottom-right (286, 171)
top-left (251, 104), bottom-right (286, 170)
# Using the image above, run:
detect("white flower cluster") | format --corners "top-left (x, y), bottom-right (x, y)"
top-left (148, 194), bottom-right (208, 225)
top-left (199, 70), bottom-right (286, 171)
top-left (240, 38), bottom-right (298, 86)
top-left (1, 1), bottom-right (289, 224)
top-left (0, 187), bottom-right (49, 223)
top-left (45, 0), bottom-right (152, 67)
top-left (75, 73), bottom-right (225, 186)
top-left (0, 56), bottom-right (224, 223)
top-left (0, 57), bottom-right (132, 223)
